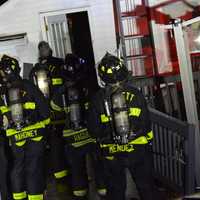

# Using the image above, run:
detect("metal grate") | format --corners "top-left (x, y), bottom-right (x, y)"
top-left (150, 108), bottom-right (195, 195)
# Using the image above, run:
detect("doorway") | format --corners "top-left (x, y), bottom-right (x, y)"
top-left (67, 11), bottom-right (98, 93)
top-left (43, 10), bottom-right (99, 93)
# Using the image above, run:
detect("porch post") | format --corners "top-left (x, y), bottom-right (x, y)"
top-left (173, 19), bottom-right (200, 187)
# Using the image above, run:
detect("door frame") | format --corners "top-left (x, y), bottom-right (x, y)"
top-left (39, 6), bottom-right (97, 62)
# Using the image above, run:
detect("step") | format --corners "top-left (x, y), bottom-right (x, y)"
top-left (124, 34), bottom-right (145, 39)
top-left (126, 54), bottom-right (152, 60)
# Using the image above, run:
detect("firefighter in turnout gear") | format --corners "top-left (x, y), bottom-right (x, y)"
top-left (29, 41), bottom-right (68, 181)
top-left (0, 55), bottom-right (50, 200)
top-left (51, 54), bottom-right (106, 200)
top-left (87, 53), bottom-right (156, 200)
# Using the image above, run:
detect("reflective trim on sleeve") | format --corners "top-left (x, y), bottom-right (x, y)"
top-left (73, 189), bottom-right (87, 197)
top-left (146, 131), bottom-right (153, 140)
top-left (100, 114), bottom-right (110, 123)
top-left (52, 78), bottom-right (63, 85)
top-left (50, 100), bottom-right (62, 112)
top-left (0, 106), bottom-right (10, 114)
top-left (23, 102), bottom-right (36, 110)
top-left (129, 107), bottom-right (141, 117)
top-left (54, 170), bottom-right (68, 179)
top-left (28, 194), bottom-right (43, 200)
top-left (13, 191), bottom-right (27, 200)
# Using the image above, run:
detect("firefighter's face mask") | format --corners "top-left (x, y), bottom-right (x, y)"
top-left (39, 46), bottom-right (51, 58)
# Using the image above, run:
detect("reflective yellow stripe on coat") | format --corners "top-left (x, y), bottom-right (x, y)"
top-left (100, 114), bottom-right (110, 123)
top-left (0, 106), bottom-right (9, 114)
top-left (6, 118), bottom-right (50, 137)
top-left (52, 78), bottom-right (63, 85)
top-left (129, 107), bottom-right (141, 117)
top-left (23, 102), bottom-right (36, 110)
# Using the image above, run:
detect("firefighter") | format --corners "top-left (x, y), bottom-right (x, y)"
top-left (87, 53), bottom-right (156, 200)
top-left (29, 41), bottom-right (68, 182)
top-left (51, 53), bottom-right (106, 200)
top-left (0, 55), bottom-right (50, 200)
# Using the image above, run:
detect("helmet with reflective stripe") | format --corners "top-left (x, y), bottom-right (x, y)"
top-left (98, 53), bottom-right (128, 84)
top-left (0, 55), bottom-right (21, 83)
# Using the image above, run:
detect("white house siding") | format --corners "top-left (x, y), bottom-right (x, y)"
top-left (0, 0), bottom-right (117, 65)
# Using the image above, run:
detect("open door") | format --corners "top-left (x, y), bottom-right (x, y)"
top-left (67, 11), bottom-right (98, 93)
top-left (41, 11), bottom-right (98, 93)
top-left (45, 14), bottom-right (72, 58)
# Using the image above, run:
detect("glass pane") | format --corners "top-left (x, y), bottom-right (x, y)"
top-left (185, 20), bottom-right (200, 53)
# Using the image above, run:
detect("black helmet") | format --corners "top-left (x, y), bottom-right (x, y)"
top-left (64, 54), bottom-right (86, 81)
top-left (38, 41), bottom-right (50, 50)
top-left (0, 55), bottom-right (21, 83)
top-left (98, 53), bottom-right (128, 84)
top-left (38, 41), bottom-right (52, 59)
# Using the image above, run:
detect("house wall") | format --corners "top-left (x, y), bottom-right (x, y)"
top-left (0, 0), bottom-right (117, 66)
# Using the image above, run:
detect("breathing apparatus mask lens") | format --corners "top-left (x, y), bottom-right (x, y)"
top-left (39, 41), bottom-right (51, 59)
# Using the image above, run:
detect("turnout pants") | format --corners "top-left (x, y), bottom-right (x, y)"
top-left (49, 125), bottom-right (68, 179)
top-left (0, 141), bottom-right (8, 200)
top-left (65, 143), bottom-right (106, 199)
top-left (11, 140), bottom-right (45, 200)
top-left (103, 145), bottom-right (156, 200)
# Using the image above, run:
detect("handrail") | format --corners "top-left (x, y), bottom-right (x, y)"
top-left (150, 107), bottom-right (195, 195)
